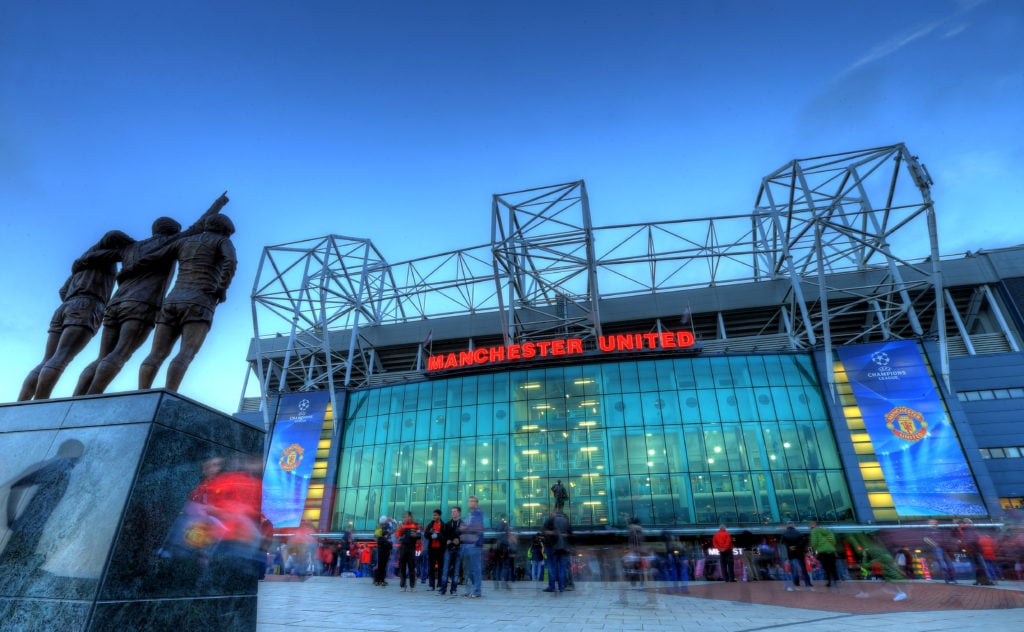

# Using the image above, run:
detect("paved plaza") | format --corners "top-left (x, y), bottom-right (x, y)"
top-left (257, 576), bottom-right (1024, 631)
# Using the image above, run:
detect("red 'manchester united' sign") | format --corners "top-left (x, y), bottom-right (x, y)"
top-left (426, 330), bottom-right (695, 371)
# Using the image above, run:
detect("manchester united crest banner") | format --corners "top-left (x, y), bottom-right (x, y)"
top-left (836, 341), bottom-right (984, 517)
top-left (262, 391), bottom-right (331, 527)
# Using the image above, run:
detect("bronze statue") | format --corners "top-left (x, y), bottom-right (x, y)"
top-left (18, 230), bottom-right (134, 401)
top-left (74, 193), bottom-right (229, 395)
top-left (138, 213), bottom-right (237, 391)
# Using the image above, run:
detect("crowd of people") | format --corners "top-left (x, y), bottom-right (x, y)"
top-left (259, 512), bottom-right (1024, 600)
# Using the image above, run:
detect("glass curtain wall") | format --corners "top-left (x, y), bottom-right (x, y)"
top-left (332, 354), bottom-right (852, 531)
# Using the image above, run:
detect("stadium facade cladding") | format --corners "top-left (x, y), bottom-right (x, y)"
top-left (245, 145), bottom-right (1024, 536)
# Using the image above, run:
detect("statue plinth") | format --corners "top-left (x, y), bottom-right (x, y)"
top-left (0, 390), bottom-right (264, 631)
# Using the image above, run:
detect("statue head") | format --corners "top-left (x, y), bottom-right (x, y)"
top-left (204, 214), bottom-right (235, 236)
top-left (99, 230), bottom-right (134, 249)
top-left (152, 216), bottom-right (182, 236)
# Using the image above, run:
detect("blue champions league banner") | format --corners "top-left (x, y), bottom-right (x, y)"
top-left (836, 341), bottom-right (985, 517)
top-left (262, 391), bottom-right (331, 528)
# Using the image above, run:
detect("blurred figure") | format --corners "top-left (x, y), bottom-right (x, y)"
top-left (924, 519), bottom-right (956, 583)
top-left (395, 511), bottom-right (421, 591)
top-left (736, 529), bottom-right (760, 581)
top-left (780, 521), bottom-right (813, 591)
top-left (617, 517), bottom-right (656, 606)
top-left (373, 515), bottom-right (393, 586)
top-left (542, 507), bottom-right (571, 593)
top-left (529, 532), bottom-right (546, 582)
top-left (809, 520), bottom-right (840, 587)
top-left (713, 524), bottom-right (735, 582)
top-left (438, 505), bottom-right (462, 595)
top-left (289, 521), bottom-right (318, 576)
top-left (423, 509), bottom-right (444, 589)
top-left (460, 495), bottom-right (485, 598)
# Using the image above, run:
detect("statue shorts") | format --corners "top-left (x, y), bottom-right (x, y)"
top-left (48, 295), bottom-right (104, 335)
top-left (157, 301), bottom-right (216, 329)
top-left (103, 299), bottom-right (161, 328)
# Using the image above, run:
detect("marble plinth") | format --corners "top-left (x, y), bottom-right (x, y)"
top-left (0, 390), bottom-right (265, 631)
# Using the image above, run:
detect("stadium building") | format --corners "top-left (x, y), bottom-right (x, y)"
top-left (242, 145), bottom-right (1024, 540)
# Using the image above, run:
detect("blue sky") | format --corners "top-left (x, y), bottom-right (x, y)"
top-left (2, 0), bottom-right (1022, 413)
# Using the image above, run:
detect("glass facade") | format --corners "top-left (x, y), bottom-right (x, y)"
top-left (331, 353), bottom-right (852, 531)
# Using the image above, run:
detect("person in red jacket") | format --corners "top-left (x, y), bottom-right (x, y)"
top-left (395, 512), bottom-right (422, 591)
top-left (713, 524), bottom-right (736, 582)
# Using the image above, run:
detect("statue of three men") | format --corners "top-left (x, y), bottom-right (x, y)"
top-left (18, 193), bottom-right (236, 401)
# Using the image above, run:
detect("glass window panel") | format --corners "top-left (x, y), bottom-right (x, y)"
top-left (428, 410), bottom-right (446, 440)
top-left (795, 421), bottom-right (822, 469)
top-left (476, 440), bottom-right (493, 481)
top-left (778, 423), bottom-right (804, 468)
top-left (645, 430), bottom-right (668, 474)
top-left (722, 424), bottom-right (746, 470)
top-left (492, 405), bottom-right (510, 436)
top-left (656, 358), bottom-right (677, 391)
top-left (641, 393), bottom-right (667, 426)
top-left (670, 475), bottom-right (692, 523)
top-left (697, 388), bottom-right (721, 422)
top-left (761, 355), bottom-right (784, 386)
top-left (734, 388), bottom-right (759, 422)
top-left (431, 381), bottom-right (448, 408)
top-left (385, 413), bottom-right (402, 443)
top-left (618, 362), bottom-right (640, 393)
top-left (664, 427), bottom-right (686, 471)
top-left (761, 425), bottom-right (785, 470)
top-left (692, 357), bottom-right (714, 389)
top-left (400, 414), bottom-right (416, 442)
top-left (444, 440), bottom-right (461, 482)
top-left (620, 393), bottom-right (643, 427)
top-left (683, 425), bottom-right (707, 472)
top-left (444, 406), bottom-right (462, 437)
top-left (772, 471), bottom-right (797, 522)
top-left (493, 372), bottom-right (511, 404)
top-left (729, 356), bottom-right (752, 387)
top-left (679, 390), bottom-right (701, 422)
top-left (657, 390), bottom-right (682, 424)
top-left (650, 474), bottom-right (674, 523)
top-left (747, 356), bottom-right (770, 387)
top-left (741, 426), bottom-right (768, 470)
top-left (673, 358), bottom-right (697, 389)
top-left (770, 387), bottom-right (795, 421)
top-left (802, 386), bottom-right (827, 419)
top-left (637, 361), bottom-right (659, 392)
top-left (444, 379), bottom-right (462, 407)
top-left (732, 473), bottom-right (757, 522)
top-left (476, 373), bottom-right (494, 404)
top-left (629, 475), bottom-right (654, 524)
top-left (754, 388), bottom-right (777, 421)
top-left (459, 439), bottom-right (476, 481)
top-left (709, 357), bottom-right (733, 387)
top-left (601, 363), bottom-right (622, 394)
top-left (626, 429), bottom-right (650, 474)
top-left (827, 471), bottom-right (853, 521)
top-left (718, 388), bottom-right (740, 422)
top-left (750, 473), bottom-right (773, 524)
top-left (704, 427), bottom-right (728, 471)
top-left (414, 382), bottom-right (431, 410)
top-left (710, 473), bottom-right (736, 521)
top-left (476, 404), bottom-right (494, 436)
top-left (693, 474), bottom-right (715, 523)
top-left (348, 391), bottom-right (369, 418)
top-left (789, 387), bottom-right (813, 420)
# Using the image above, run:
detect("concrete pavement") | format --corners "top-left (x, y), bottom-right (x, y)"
top-left (257, 576), bottom-right (1024, 631)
